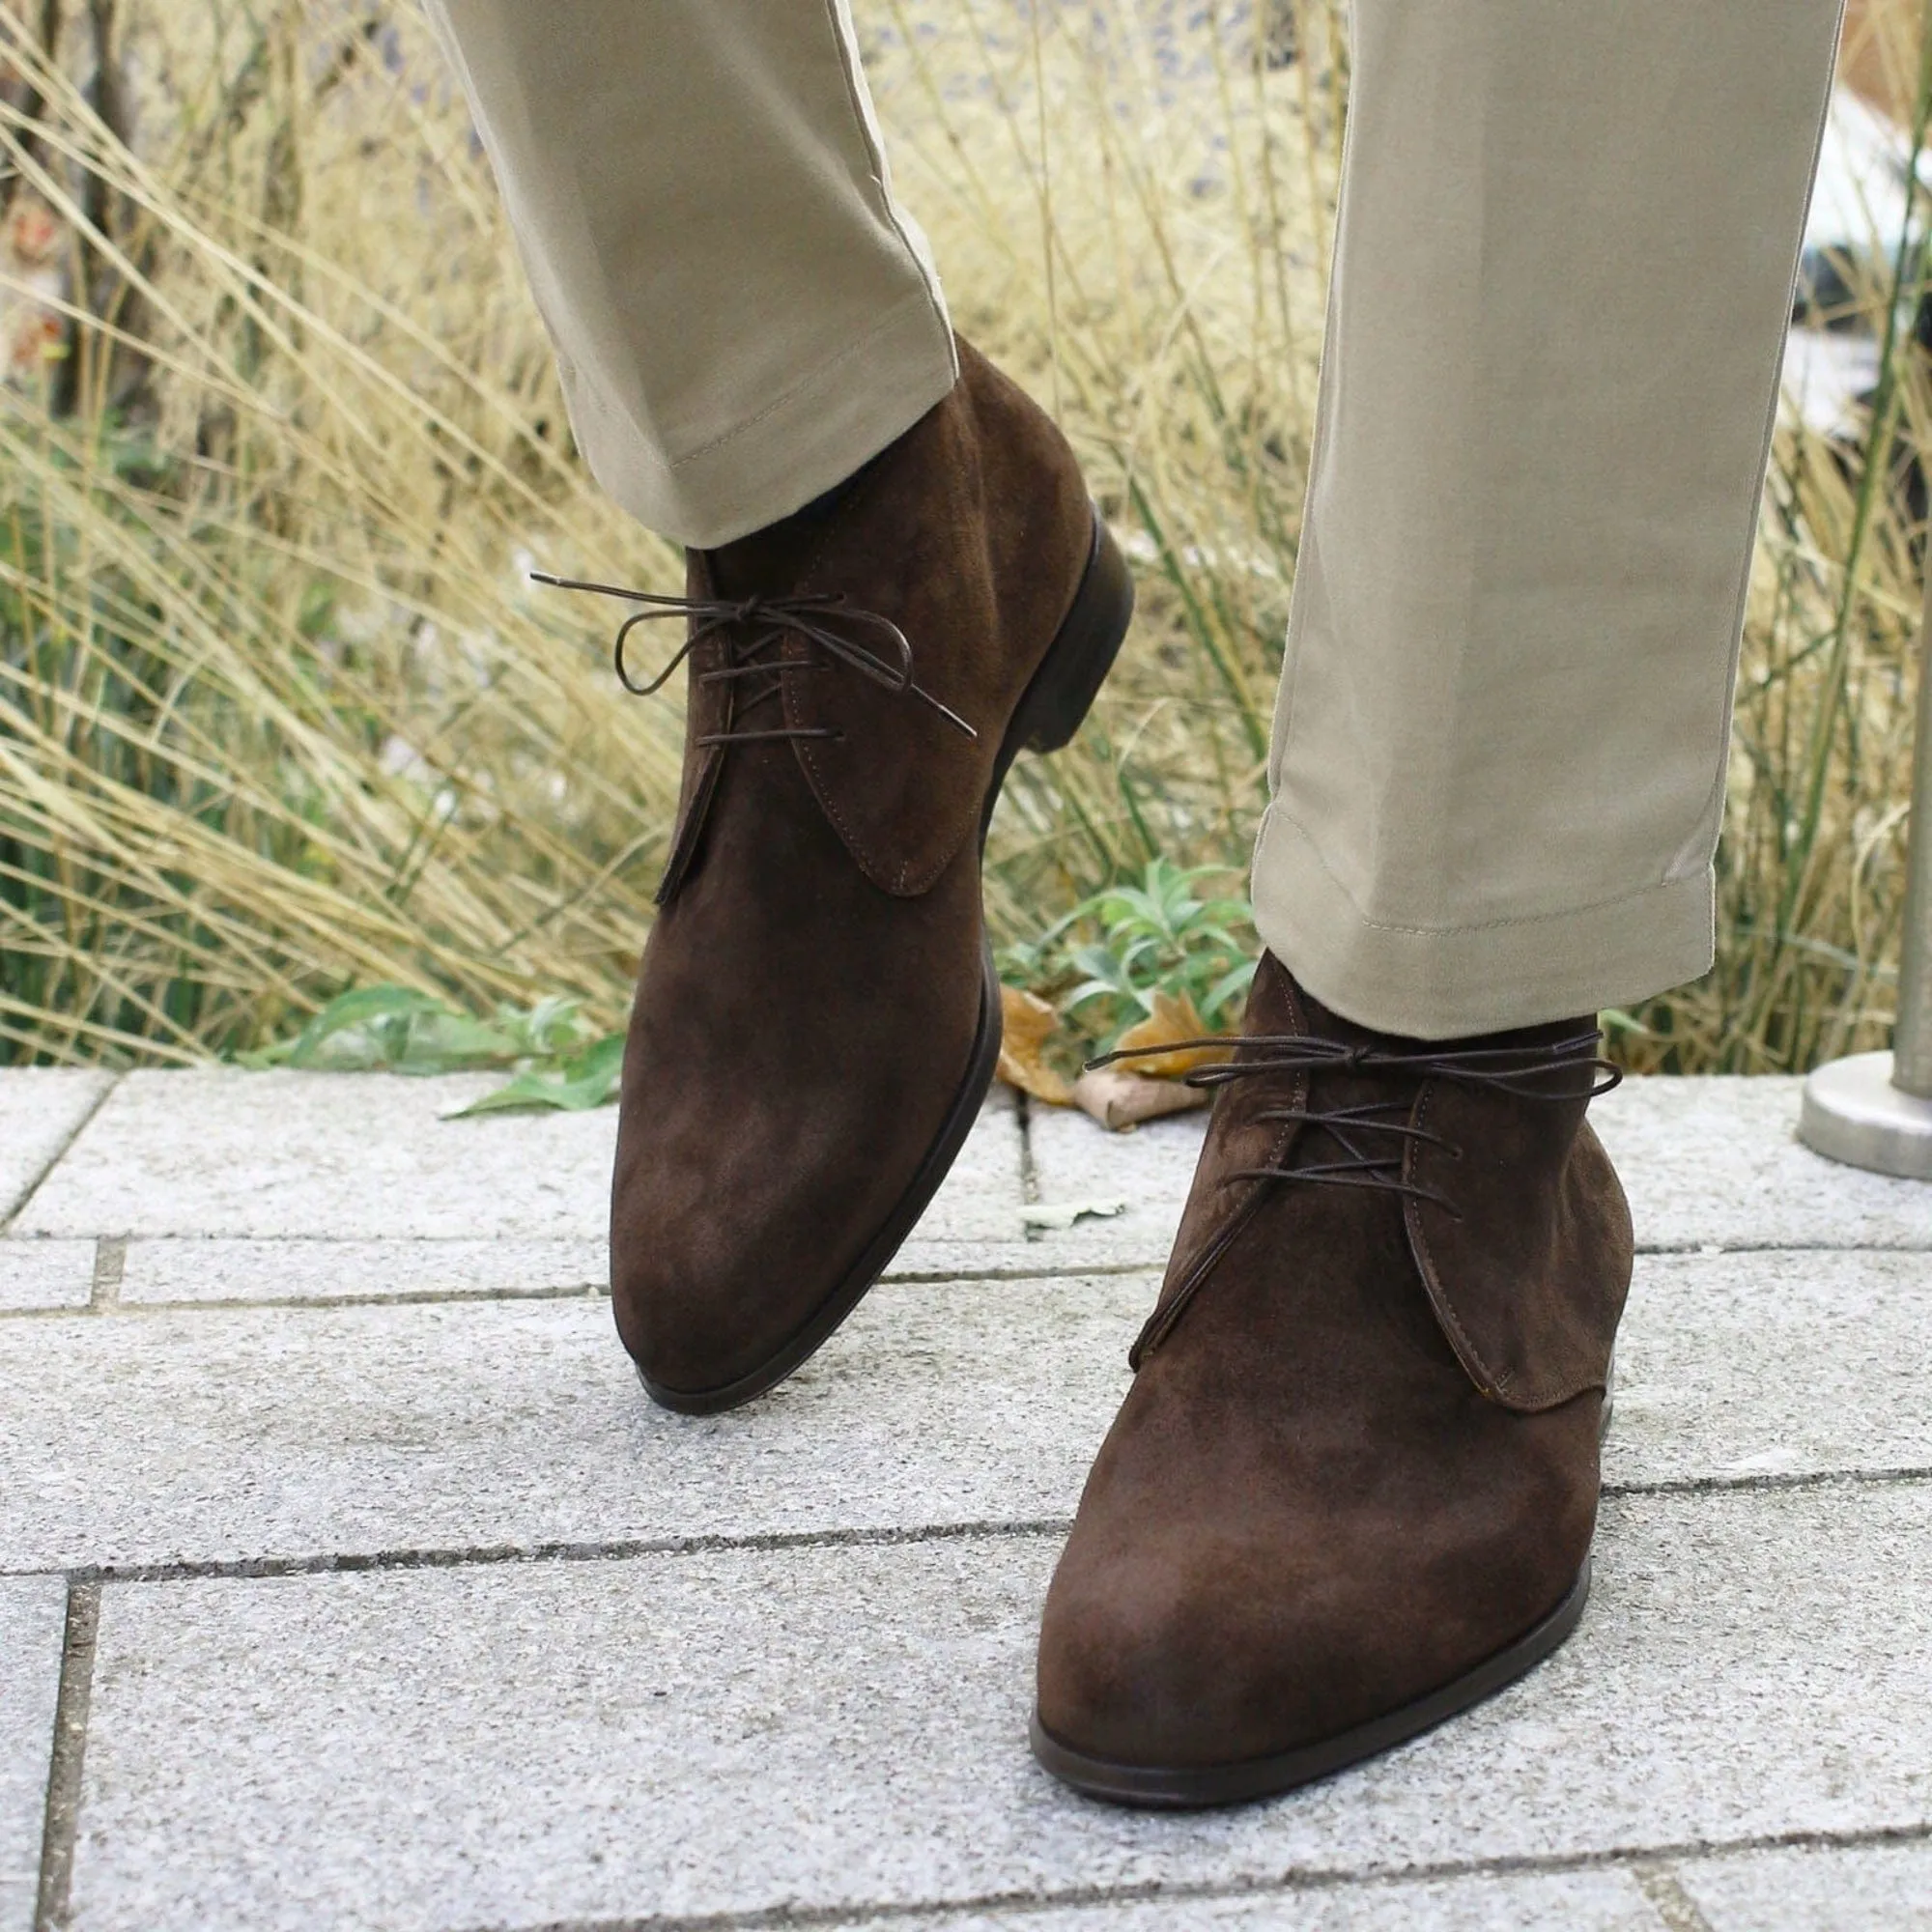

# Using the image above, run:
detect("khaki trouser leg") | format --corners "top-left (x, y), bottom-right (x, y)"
top-left (1253, 0), bottom-right (1847, 1037)
top-left (422, 0), bottom-right (956, 548)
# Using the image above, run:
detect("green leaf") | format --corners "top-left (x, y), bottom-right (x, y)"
top-left (1201, 957), bottom-right (1260, 1021)
top-left (447, 1034), bottom-right (626, 1117)
top-left (263, 984), bottom-right (444, 1070)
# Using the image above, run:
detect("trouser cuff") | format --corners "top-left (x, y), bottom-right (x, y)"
top-left (574, 295), bottom-right (958, 550)
top-left (1250, 803), bottom-right (1718, 1039)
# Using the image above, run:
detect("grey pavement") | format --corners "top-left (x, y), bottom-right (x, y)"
top-left (1, 1067), bottom-right (1928, 1930)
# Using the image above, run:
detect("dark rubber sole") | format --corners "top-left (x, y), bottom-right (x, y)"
top-left (1031, 1558), bottom-right (1594, 1809)
top-left (639, 508), bottom-right (1135, 1416)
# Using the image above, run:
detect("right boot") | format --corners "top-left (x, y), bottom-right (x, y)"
top-left (585, 340), bottom-right (1133, 1413)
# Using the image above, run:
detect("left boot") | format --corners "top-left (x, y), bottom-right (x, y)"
top-left (1033, 953), bottom-right (1632, 1806)
top-left (589, 341), bottom-right (1132, 1413)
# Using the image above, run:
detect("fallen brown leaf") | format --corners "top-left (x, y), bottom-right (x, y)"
top-left (997, 984), bottom-right (1073, 1105)
top-left (1110, 990), bottom-right (1234, 1079)
top-left (1072, 1066), bottom-right (1212, 1132)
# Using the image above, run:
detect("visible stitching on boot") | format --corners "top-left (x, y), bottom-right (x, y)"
top-left (781, 461), bottom-right (963, 896)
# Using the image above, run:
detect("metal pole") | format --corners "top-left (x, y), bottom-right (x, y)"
top-left (1799, 554), bottom-right (1932, 1177)
top-left (1891, 561), bottom-right (1932, 1093)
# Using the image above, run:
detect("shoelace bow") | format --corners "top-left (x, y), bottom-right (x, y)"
top-left (531, 572), bottom-right (978, 747)
top-left (1091, 1030), bottom-right (1623, 1219)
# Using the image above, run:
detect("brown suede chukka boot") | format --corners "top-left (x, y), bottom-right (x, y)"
top-left (578, 341), bottom-right (1131, 1413)
top-left (1033, 952), bottom-right (1632, 1806)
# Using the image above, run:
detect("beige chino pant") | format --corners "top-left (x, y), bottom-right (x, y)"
top-left (427, 0), bottom-right (1847, 1037)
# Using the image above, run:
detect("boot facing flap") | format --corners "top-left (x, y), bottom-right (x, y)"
top-left (778, 340), bottom-right (1094, 896)
top-left (1403, 1075), bottom-right (1634, 1411)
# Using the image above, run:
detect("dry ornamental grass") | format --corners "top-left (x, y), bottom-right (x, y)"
top-left (0, 0), bottom-right (1925, 1076)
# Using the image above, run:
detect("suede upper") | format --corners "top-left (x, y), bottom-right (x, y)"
top-left (610, 340), bottom-right (1095, 1402)
top-left (1036, 954), bottom-right (1634, 1773)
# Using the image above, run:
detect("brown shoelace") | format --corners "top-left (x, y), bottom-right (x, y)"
top-left (1094, 1029), bottom-right (1623, 1219)
top-left (532, 573), bottom-right (978, 746)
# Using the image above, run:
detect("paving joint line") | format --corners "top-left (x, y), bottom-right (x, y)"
top-left (6, 1231), bottom-right (1924, 1323)
top-left (451, 1820), bottom-right (1932, 1932)
top-left (31, 1580), bottom-right (99, 1932)
top-left (1606, 1463), bottom-right (1932, 1502)
top-left (0, 1262), bottom-right (1161, 1321)
top-left (18, 1518), bottom-right (1077, 1587)
top-left (87, 1238), bottom-right (124, 1312)
top-left (0, 1076), bottom-right (117, 1236)
top-left (1015, 1090), bottom-right (1041, 1209)
top-left (8, 1463), bottom-right (1930, 1587)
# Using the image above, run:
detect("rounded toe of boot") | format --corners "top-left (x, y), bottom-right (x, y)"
top-left (1033, 1529), bottom-right (1339, 1799)
top-left (1033, 1511), bottom-right (1591, 1809)
top-left (609, 1072), bottom-right (969, 1414)
top-left (614, 1264), bottom-right (775, 1411)
top-left (611, 1192), bottom-right (863, 1413)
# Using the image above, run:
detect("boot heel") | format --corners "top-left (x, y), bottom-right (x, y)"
top-left (1016, 511), bottom-right (1135, 754)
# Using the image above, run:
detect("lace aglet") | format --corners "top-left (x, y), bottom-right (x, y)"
top-left (911, 684), bottom-right (979, 740)
top-left (528, 569), bottom-right (670, 606)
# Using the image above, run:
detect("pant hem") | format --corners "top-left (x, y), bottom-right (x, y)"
top-left (1250, 803), bottom-right (1718, 1038)
top-left (579, 295), bottom-right (958, 549)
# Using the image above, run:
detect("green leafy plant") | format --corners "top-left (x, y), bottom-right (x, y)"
top-left (236, 984), bottom-right (623, 1116)
top-left (999, 859), bottom-right (1260, 1053)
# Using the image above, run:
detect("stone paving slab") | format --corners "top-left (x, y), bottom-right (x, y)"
top-left (66, 1483), bottom-right (1932, 1932)
top-left (1026, 1076), bottom-right (1932, 1271)
top-left (0, 1279), bottom-right (1136, 1575)
top-left (0, 1577), bottom-right (64, 1932)
top-left (1591, 1074), bottom-right (1932, 1250)
top-left (892, 1870), bottom-right (1663, 1932)
top-left (0, 1071), bottom-right (111, 1225)
top-left (1605, 1250), bottom-right (1932, 1487)
top-left (11, 1071), bottom-right (1031, 1273)
top-left (17, 1071), bottom-right (1930, 1272)
top-left (0, 1239), bottom-right (94, 1313)
top-left (4, 1251), bottom-right (1927, 1576)
top-left (1679, 1841), bottom-right (1932, 1929)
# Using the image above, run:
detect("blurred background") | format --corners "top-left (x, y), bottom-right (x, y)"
top-left (0, 0), bottom-right (1927, 1078)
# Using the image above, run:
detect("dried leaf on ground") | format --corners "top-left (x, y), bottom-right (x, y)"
top-left (1111, 991), bottom-right (1234, 1079)
top-left (1072, 1066), bottom-right (1213, 1132)
top-left (997, 984), bottom-right (1074, 1105)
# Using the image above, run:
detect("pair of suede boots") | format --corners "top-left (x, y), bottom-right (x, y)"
top-left (582, 339), bottom-right (1634, 1808)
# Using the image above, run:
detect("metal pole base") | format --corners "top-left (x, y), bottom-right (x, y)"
top-left (1799, 1052), bottom-right (1932, 1180)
